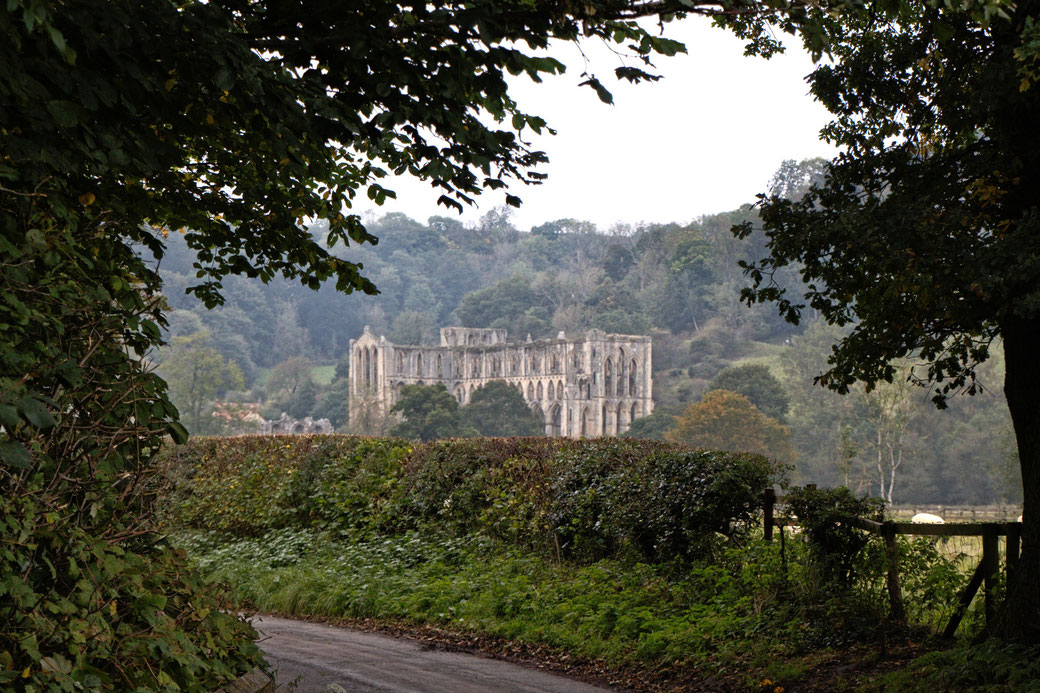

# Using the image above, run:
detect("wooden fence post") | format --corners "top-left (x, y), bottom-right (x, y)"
top-left (883, 521), bottom-right (906, 622)
top-left (764, 488), bottom-right (775, 542)
top-left (982, 524), bottom-right (999, 625)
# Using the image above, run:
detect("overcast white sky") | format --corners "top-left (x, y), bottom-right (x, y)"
top-left (359, 17), bottom-right (838, 232)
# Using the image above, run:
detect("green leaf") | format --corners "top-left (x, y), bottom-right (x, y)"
top-left (0, 441), bottom-right (32, 469)
top-left (167, 420), bottom-right (189, 445)
top-left (17, 396), bottom-right (55, 429)
top-left (44, 99), bottom-right (81, 128)
top-left (0, 404), bottom-right (19, 428)
top-left (579, 78), bottom-right (613, 105)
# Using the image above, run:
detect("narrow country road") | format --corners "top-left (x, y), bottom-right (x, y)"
top-left (252, 615), bottom-right (611, 693)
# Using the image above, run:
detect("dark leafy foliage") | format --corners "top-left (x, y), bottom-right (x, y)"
top-left (550, 442), bottom-right (778, 562)
top-left (708, 363), bottom-right (790, 422)
top-left (727, 2), bottom-right (1040, 641)
top-left (0, 178), bottom-right (261, 687)
top-left (623, 409), bottom-right (679, 441)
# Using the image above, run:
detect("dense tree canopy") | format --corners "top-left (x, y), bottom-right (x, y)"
top-left (463, 380), bottom-right (544, 436)
top-left (390, 384), bottom-right (477, 441)
top-left (708, 363), bottom-right (789, 422)
top-left (1, 0), bottom-right (719, 682)
top-left (667, 390), bottom-right (795, 464)
top-left (624, 409), bottom-right (679, 441)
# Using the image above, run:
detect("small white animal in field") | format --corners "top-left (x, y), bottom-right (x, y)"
top-left (910, 513), bottom-right (945, 524)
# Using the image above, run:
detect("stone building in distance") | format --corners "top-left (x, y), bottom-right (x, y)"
top-left (349, 326), bottom-right (653, 437)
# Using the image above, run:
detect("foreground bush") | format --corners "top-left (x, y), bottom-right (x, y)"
top-left (158, 435), bottom-right (781, 565)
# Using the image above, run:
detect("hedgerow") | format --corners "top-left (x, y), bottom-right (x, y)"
top-left (157, 435), bottom-right (781, 565)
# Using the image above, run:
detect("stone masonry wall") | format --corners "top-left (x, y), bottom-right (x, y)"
top-left (349, 326), bottom-right (653, 438)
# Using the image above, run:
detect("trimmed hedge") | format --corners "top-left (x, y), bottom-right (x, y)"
top-left (158, 436), bottom-right (781, 564)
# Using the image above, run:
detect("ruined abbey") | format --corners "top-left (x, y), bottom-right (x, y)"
top-left (349, 326), bottom-right (653, 438)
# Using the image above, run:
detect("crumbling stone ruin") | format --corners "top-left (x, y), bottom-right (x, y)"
top-left (210, 403), bottom-right (333, 435)
top-left (349, 326), bottom-right (653, 437)
top-left (261, 413), bottom-right (334, 435)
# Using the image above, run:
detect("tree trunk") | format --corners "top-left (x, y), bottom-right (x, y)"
top-left (997, 317), bottom-right (1040, 642)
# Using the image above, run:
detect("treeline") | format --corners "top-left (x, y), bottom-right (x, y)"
top-left (154, 159), bottom-right (1019, 506)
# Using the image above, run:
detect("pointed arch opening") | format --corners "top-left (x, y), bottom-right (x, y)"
top-left (531, 404), bottom-right (545, 434)
top-left (550, 403), bottom-right (562, 437)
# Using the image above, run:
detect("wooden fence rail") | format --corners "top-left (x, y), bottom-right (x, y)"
top-left (762, 488), bottom-right (1022, 637)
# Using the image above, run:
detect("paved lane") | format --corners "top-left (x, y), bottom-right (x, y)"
top-left (253, 616), bottom-right (610, 693)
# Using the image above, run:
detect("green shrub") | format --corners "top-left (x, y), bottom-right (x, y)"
top-left (307, 438), bottom-right (412, 533)
top-left (878, 639), bottom-right (1040, 692)
top-left (784, 485), bottom-right (884, 588)
top-left (550, 441), bottom-right (778, 563)
top-left (402, 437), bottom-right (559, 539)
top-left (0, 211), bottom-right (262, 688)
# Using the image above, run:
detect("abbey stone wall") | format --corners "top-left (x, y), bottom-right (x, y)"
top-left (349, 326), bottom-right (653, 438)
